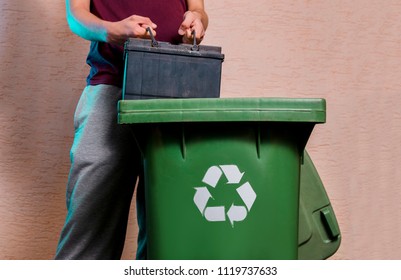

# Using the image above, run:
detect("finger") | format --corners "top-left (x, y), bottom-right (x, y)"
top-left (134, 15), bottom-right (157, 29)
top-left (128, 15), bottom-right (157, 33)
top-left (180, 29), bottom-right (193, 44)
top-left (178, 11), bottom-right (194, 35)
top-left (135, 25), bottom-right (157, 39)
top-left (144, 26), bottom-right (157, 38)
top-left (186, 29), bottom-right (193, 39)
top-left (192, 25), bottom-right (204, 40)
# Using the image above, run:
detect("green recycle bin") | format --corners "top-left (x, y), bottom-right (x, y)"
top-left (118, 98), bottom-right (336, 260)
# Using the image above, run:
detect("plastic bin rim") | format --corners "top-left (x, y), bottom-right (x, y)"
top-left (118, 97), bottom-right (326, 124)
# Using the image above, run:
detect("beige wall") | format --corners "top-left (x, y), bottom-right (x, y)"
top-left (1, 0), bottom-right (401, 260)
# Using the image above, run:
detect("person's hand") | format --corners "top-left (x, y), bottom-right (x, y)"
top-left (107, 15), bottom-right (157, 45)
top-left (178, 11), bottom-right (205, 44)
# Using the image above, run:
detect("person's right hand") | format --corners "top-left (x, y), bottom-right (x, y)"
top-left (106, 15), bottom-right (157, 45)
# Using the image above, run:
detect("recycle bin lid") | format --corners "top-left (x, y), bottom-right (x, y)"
top-left (118, 98), bottom-right (326, 124)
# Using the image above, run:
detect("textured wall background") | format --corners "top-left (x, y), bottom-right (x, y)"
top-left (1, 0), bottom-right (401, 259)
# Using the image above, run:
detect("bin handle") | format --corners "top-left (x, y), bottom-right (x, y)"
top-left (146, 27), bottom-right (199, 51)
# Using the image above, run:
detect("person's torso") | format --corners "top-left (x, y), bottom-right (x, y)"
top-left (87, 0), bottom-right (187, 87)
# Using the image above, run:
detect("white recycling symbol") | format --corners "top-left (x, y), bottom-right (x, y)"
top-left (193, 165), bottom-right (257, 227)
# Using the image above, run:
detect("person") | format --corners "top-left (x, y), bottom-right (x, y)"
top-left (55, 0), bottom-right (208, 260)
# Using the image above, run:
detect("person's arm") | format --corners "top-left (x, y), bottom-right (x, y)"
top-left (179, 0), bottom-right (208, 44)
top-left (66, 0), bottom-right (157, 45)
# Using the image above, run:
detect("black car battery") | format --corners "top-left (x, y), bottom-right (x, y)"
top-left (122, 30), bottom-right (224, 100)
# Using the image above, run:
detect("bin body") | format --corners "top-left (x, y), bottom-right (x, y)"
top-left (118, 98), bottom-right (326, 260)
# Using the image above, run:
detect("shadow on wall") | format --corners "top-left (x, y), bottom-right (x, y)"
top-left (0, 0), bottom-right (88, 259)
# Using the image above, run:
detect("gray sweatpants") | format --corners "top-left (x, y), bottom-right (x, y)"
top-left (55, 85), bottom-right (146, 259)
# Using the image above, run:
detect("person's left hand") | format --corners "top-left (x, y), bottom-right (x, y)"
top-left (178, 11), bottom-right (205, 44)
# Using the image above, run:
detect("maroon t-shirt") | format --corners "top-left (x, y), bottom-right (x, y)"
top-left (87, 0), bottom-right (187, 87)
